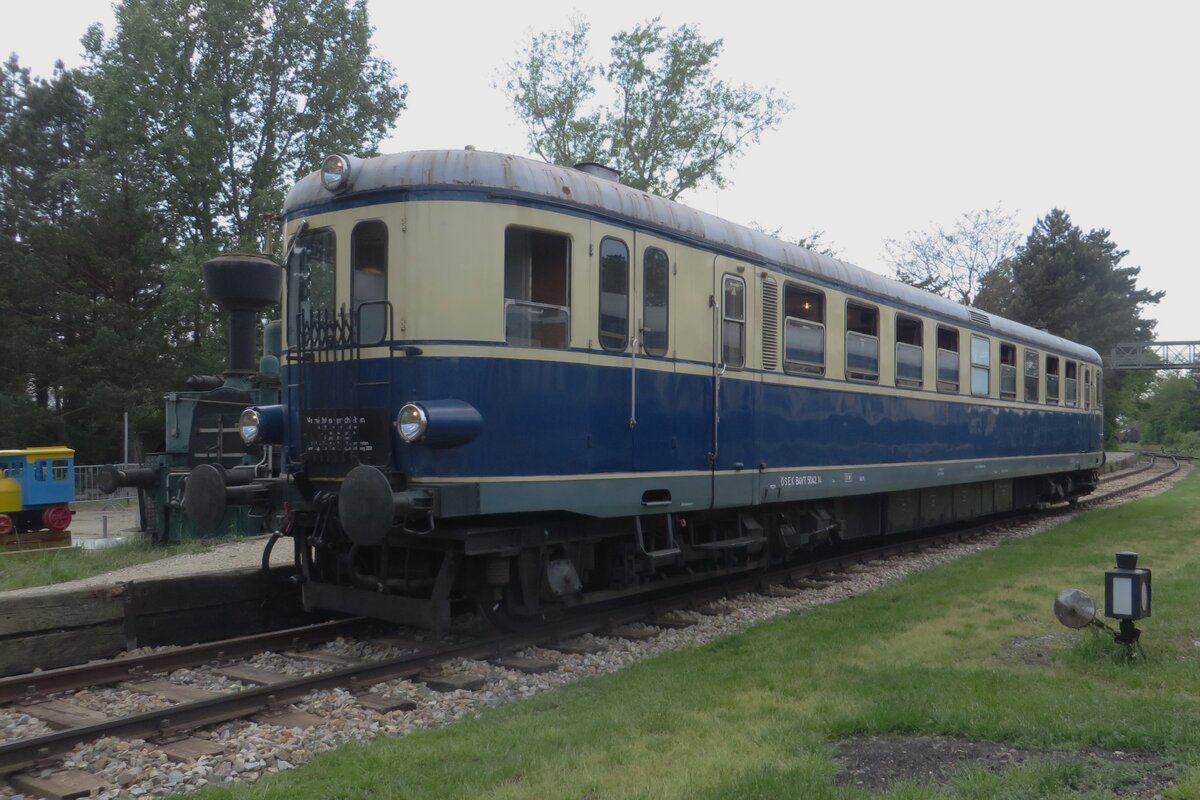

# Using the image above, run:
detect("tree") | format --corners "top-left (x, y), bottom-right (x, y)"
top-left (1139, 373), bottom-right (1200, 448)
top-left (1002, 209), bottom-right (1163, 446)
top-left (1005, 209), bottom-right (1161, 353)
top-left (504, 18), bottom-right (790, 200)
top-left (85, 0), bottom-right (407, 248)
top-left (884, 205), bottom-right (1020, 306)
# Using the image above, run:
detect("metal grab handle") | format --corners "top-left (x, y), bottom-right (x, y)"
top-left (629, 336), bottom-right (638, 429)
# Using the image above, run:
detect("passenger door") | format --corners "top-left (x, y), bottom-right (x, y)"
top-left (588, 221), bottom-right (636, 473)
top-left (711, 257), bottom-right (757, 509)
top-left (630, 234), bottom-right (677, 474)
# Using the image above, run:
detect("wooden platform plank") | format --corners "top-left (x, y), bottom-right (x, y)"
top-left (545, 639), bottom-right (607, 655)
top-left (9, 769), bottom-right (106, 800)
top-left (214, 665), bottom-right (291, 685)
top-left (356, 692), bottom-right (417, 713)
top-left (0, 587), bottom-right (125, 636)
top-left (419, 672), bottom-right (486, 692)
top-left (124, 679), bottom-right (221, 703)
top-left (157, 737), bottom-right (225, 762)
top-left (609, 625), bottom-right (660, 641)
top-left (254, 710), bottom-right (327, 729)
top-left (494, 656), bottom-right (557, 674)
top-left (16, 699), bottom-right (108, 730)
top-left (0, 623), bottom-right (126, 678)
top-left (0, 530), bottom-right (72, 553)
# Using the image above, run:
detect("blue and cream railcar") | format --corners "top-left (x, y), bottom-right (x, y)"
top-left (209, 149), bottom-right (1102, 627)
top-left (0, 447), bottom-right (75, 535)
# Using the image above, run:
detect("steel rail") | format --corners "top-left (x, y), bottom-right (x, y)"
top-left (0, 617), bottom-right (368, 705)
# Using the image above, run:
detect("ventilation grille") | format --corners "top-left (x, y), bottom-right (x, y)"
top-left (761, 277), bottom-right (779, 370)
top-left (968, 310), bottom-right (992, 328)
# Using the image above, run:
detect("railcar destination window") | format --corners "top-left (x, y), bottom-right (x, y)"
top-left (895, 314), bottom-right (923, 388)
top-left (286, 227), bottom-right (335, 347)
top-left (1046, 356), bottom-right (1061, 404)
top-left (598, 237), bottom-right (630, 351)
top-left (999, 342), bottom-right (1017, 399)
top-left (504, 228), bottom-right (571, 349)
top-left (937, 326), bottom-right (960, 393)
top-left (351, 220), bottom-right (388, 345)
top-left (784, 283), bottom-right (825, 375)
top-left (845, 302), bottom-right (879, 382)
top-left (1024, 348), bottom-right (1040, 403)
top-left (642, 248), bottom-right (669, 356)
top-left (971, 335), bottom-right (991, 396)
top-left (722, 275), bottom-right (746, 368)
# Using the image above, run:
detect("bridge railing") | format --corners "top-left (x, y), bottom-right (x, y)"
top-left (1109, 341), bottom-right (1200, 370)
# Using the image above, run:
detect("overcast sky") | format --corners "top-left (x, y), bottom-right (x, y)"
top-left (6, 0), bottom-right (1198, 343)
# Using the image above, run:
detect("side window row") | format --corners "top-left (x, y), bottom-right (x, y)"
top-left (767, 278), bottom-right (1101, 408)
top-left (497, 228), bottom-right (1100, 410)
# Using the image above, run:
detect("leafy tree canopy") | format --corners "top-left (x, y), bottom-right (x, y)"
top-left (1005, 208), bottom-right (1162, 357)
top-left (85, 0), bottom-right (407, 248)
top-left (504, 17), bottom-right (790, 200)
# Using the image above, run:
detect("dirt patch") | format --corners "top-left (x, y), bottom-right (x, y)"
top-left (834, 735), bottom-right (1173, 796)
top-left (997, 631), bottom-right (1074, 667)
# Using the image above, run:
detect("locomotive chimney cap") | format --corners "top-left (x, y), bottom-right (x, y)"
top-left (202, 254), bottom-right (283, 312)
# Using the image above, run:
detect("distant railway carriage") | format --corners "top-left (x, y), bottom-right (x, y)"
top-left (189, 149), bottom-right (1104, 629)
top-left (0, 447), bottom-right (75, 535)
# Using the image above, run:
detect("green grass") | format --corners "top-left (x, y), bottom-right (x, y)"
top-left (198, 474), bottom-right (1200, 799)
top-left (0, 536), bottom-right (213, 591)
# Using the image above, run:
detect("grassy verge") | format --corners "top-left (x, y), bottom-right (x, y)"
top-left (0, 537), bottom-right (213, 592)
top-left (200, 474), bottom-right (1200, 799)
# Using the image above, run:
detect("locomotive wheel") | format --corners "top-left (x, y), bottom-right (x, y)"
top-left (0, 514), bottom-right (12, 536)
top-left (42, 505), bottom-right (72, 532)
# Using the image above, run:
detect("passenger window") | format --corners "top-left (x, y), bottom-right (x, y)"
top-left (971, 335), bottom-right (991, 396)
top-left (722, 275), bottom-right (746, 368)
top-left (937, 327), bottom-right (960, 393)
top-left (1097, 368), bottom-right (1103, 408)
top-left (784, 283), bottom-right (825, 375)
top-left (895, 315), bottom-right (922, 388)
top-left (1046, 356), bottom-right (1061, 404)
top-left (504, 228), bottom-right (571, 349)
top-left (845, 302), bottom-right (879, 382)
top-left (598, 237), bottom-right (630, 351)
top-left (286, 227), bottom-right (336, 347)
top-left (642, 248), bottom-right (669, 356)
top-left (999, 343), bottom-right (1017, 400)
top-left (1083, 367), bottom-right (1092, 409)
top-left (34, 462), bottom-right (46, 482)
top-left (1024, 349), bottom-right (1040, 403)
top-left (351, 220), bottom-right (388, 345)
top-left (1065, 361), bottom-right (1078, 406)
top-left (52, 460), bottom-right (69, 481)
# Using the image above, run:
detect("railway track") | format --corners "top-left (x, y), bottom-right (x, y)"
top-left (0, 455), bottom-right (1183, 798)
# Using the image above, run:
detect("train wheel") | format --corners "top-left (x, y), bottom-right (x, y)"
top-left (42, 505), bottom-right (72, 532)
top-left (0, 515), bottom-right (11, 536)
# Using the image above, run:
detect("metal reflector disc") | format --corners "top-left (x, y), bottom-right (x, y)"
top-left (1054, 588), bottom-right (1097, 629)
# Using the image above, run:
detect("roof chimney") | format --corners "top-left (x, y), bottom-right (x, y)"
top-left (574, 162), bottom-right (621, 183)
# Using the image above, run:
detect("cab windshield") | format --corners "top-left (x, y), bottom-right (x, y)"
top-left (286, 227), bottom-right (335, 347)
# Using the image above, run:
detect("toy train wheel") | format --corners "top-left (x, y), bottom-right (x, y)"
top-left (42, 505), bottom-right (72, 532)
top-left (0, 514), bottom-right (11, 536)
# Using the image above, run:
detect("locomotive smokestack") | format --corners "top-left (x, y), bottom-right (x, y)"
top-left (202, 254), bottom-right (284, 375)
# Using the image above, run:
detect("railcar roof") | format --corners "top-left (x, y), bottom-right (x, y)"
top-left (284, 149), bottom-right (1100, 364)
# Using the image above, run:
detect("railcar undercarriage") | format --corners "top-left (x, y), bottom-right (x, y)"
top-left (293, 469), bottom-right (1098, 630)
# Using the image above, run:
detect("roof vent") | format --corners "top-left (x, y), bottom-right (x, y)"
top-left (968, 310), bottom-right (992, 328)
top-left (575, 162), bottom-right (621, 183)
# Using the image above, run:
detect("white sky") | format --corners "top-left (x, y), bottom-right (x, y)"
top-left (6, 0), bottom-right (1198, 342)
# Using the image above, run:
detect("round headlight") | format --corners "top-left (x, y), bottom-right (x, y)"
top-left (396, 403), bottom-right (427, 443)
top-left (320, 153), bottom-right (351, 193)
top-left (239, 408), bottom-right (263, 444)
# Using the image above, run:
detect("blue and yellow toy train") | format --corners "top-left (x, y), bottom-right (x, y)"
top-left (183, 149), bottom-right (1104, 629)
top-left (0, 446), bottom-right (75, 535)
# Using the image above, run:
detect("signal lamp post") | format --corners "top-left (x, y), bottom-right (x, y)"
top-left (1104, 551), bottom-right (1151, 646)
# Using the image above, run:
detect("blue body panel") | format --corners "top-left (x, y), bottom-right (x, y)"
top-left (283, 353), bottom-right (1102, 488)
